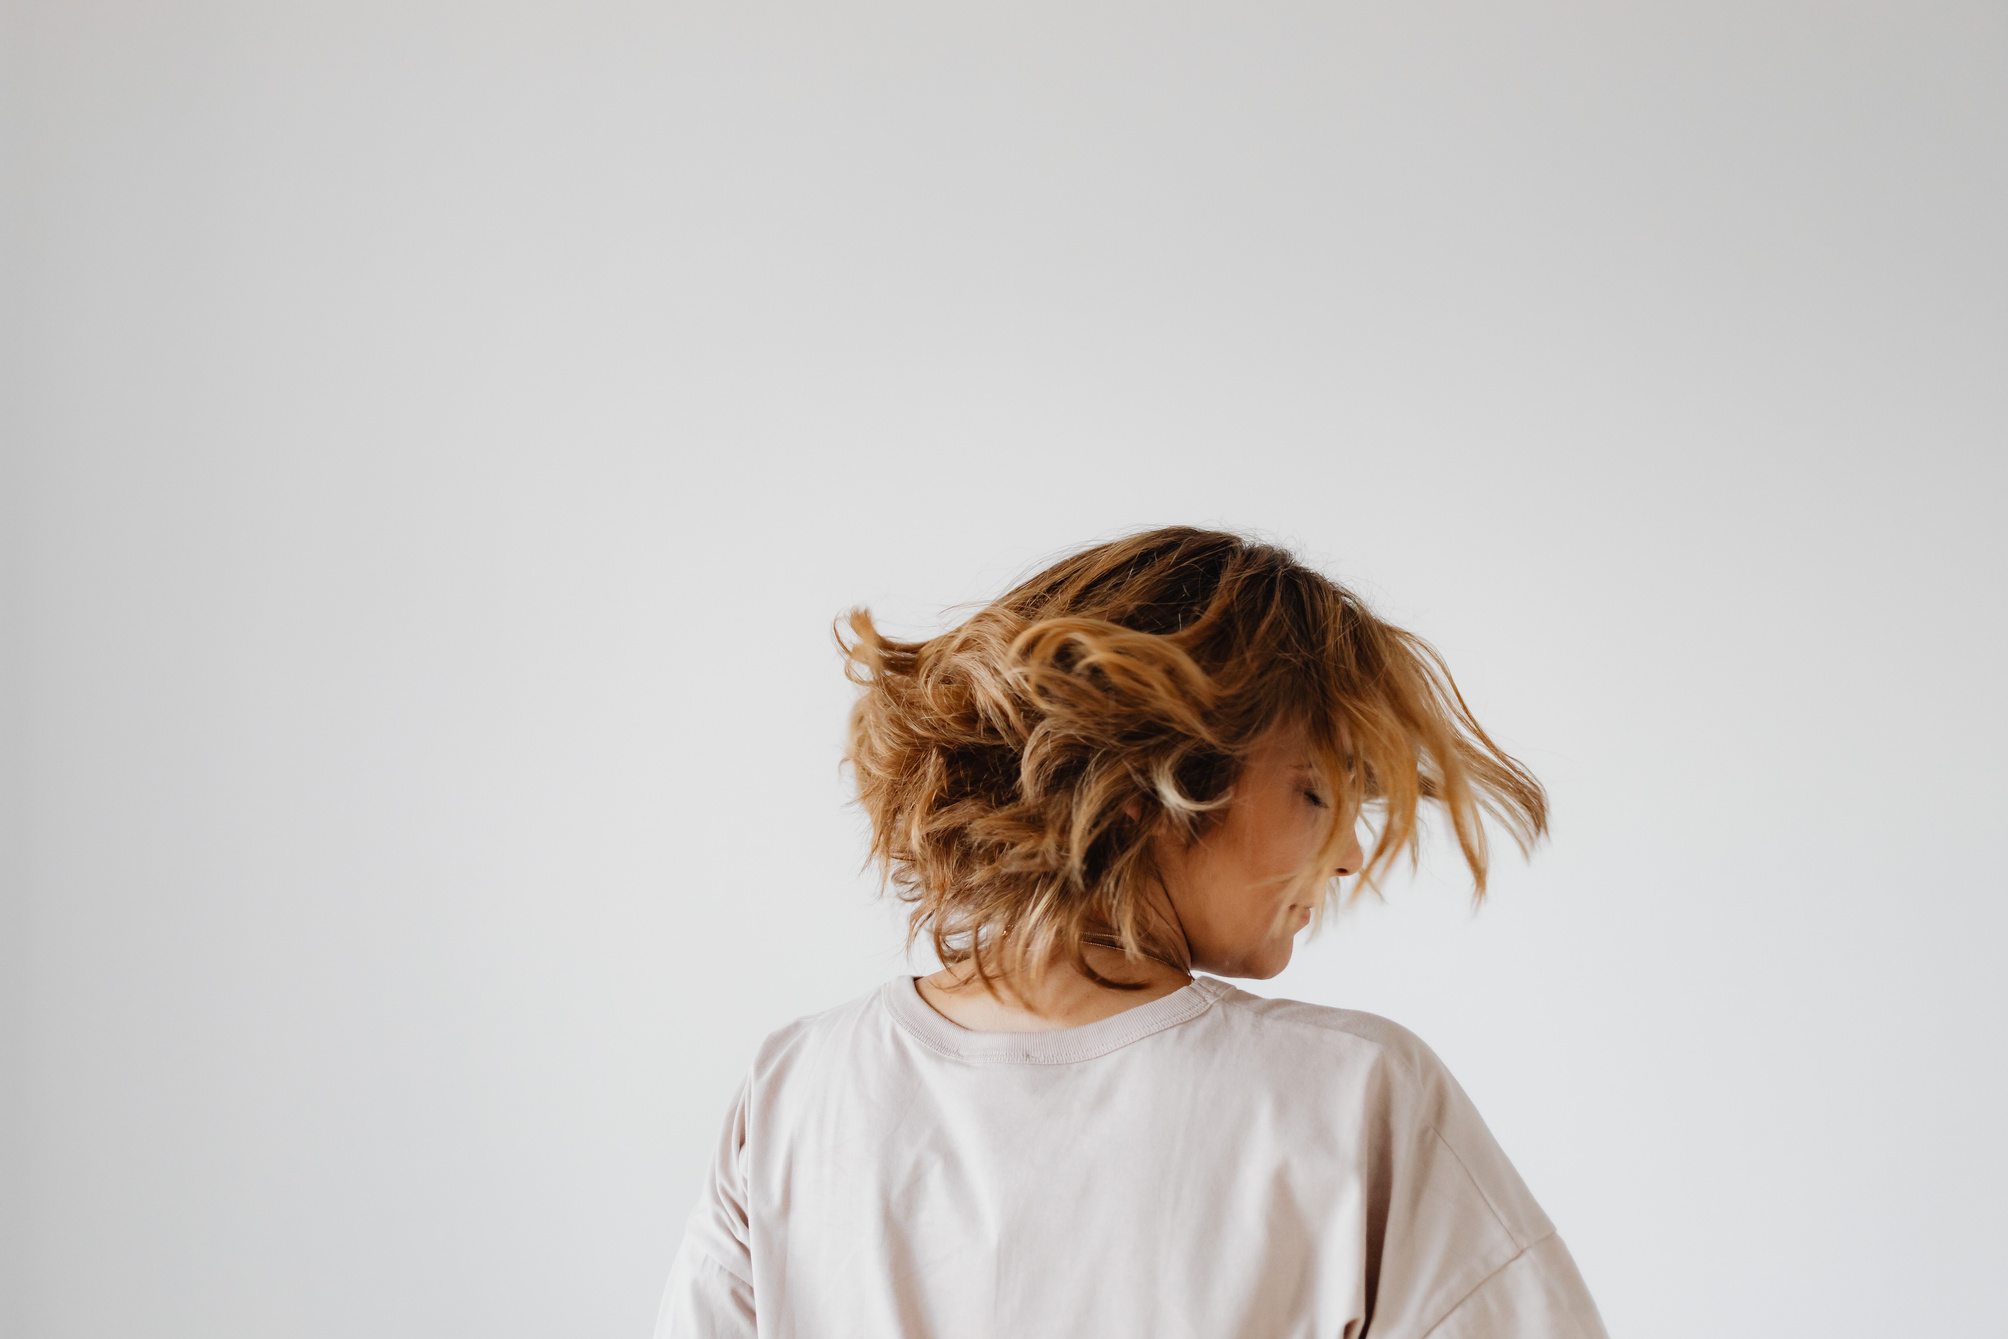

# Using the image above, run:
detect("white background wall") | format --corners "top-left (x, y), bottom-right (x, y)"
top-left (6, 2), bottom-right (2004, 1335)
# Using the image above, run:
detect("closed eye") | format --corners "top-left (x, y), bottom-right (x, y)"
top-left (1303, 789), bottom-right (1327, 808)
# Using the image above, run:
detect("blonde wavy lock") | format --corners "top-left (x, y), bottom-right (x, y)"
top-left (839, 527), bottom-right (1546, 990)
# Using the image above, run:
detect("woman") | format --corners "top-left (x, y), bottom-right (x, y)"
top-left (658, 527), bottom-right (1607, 1338)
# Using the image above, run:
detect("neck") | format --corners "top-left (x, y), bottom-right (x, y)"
top-left (916, 942), bottom-right (1193, 1033)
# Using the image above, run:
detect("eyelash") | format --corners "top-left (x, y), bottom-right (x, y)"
top-left (1303, 789), bottom-right (1327, 809)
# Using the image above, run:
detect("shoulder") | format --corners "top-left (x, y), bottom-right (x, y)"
top-left (740, 981), bottom-right (900, 1085)
top-left (1204, 981), bottom-right (1462, 1099)
top-left (1226, 984), bottom-right (1559, 1246)
top-left (1207, 984), bottom-right (1554, 1238)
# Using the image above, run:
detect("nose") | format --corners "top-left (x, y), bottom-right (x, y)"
top-left (1334, 825), bottom-right (1365, 878)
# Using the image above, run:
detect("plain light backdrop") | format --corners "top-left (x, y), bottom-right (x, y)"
top-left (6, 2), bottom-right (2004, 1336)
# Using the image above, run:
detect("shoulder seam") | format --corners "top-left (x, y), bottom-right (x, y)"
top-left (1423, 1123), bottom-right (1524, 1250)
top-left (1227, 1003), bottom-right (1526, 1250)
top-left (1414, 1230), bottom-right (1558, 1339)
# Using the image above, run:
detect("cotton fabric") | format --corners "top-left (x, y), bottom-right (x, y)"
top-left (657, 976), bottom-right (1606, 1338)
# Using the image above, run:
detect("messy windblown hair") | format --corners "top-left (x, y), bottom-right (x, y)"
top-left (838, 527), bottom-right (1546, 987)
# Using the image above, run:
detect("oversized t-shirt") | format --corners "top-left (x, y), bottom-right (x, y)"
top-left (657, 976), bottom-right (1607, 1338)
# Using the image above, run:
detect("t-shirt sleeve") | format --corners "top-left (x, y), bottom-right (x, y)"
top-left (653, 1078), bottom-right (757, 1339)
top-left (1359, 1030), bottom-right (1609, 1339)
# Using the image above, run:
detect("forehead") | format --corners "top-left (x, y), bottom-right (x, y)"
top-left (1245, 717), bottom-right (1353, 780)
top-left (1246, 719), bottom-right (1320, 768)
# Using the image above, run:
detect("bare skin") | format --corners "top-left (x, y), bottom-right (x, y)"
top-left (917, 721), bottom-right (1365, 1032)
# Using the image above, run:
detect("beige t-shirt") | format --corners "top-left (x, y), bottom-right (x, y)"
top-left (657, 976), bottom-right (1607, 1339)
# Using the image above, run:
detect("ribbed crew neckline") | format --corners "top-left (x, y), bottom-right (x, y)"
top-left (881, 973), bottom-right (1233, 1065)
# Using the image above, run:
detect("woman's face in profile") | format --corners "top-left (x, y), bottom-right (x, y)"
top-left (1154, 722), bottom-right (1363, 980)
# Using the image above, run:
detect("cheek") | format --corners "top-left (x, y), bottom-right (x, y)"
top-left (1251, 837), bottom-right (1318, 901)
top-left (1244, 880), bottom-right (1310, 944)
top-left (1181, 809), bottom-right (1317, 946)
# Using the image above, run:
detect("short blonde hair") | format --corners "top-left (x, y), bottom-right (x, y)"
top-left (839, 527), bottom-right (1546, 986)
